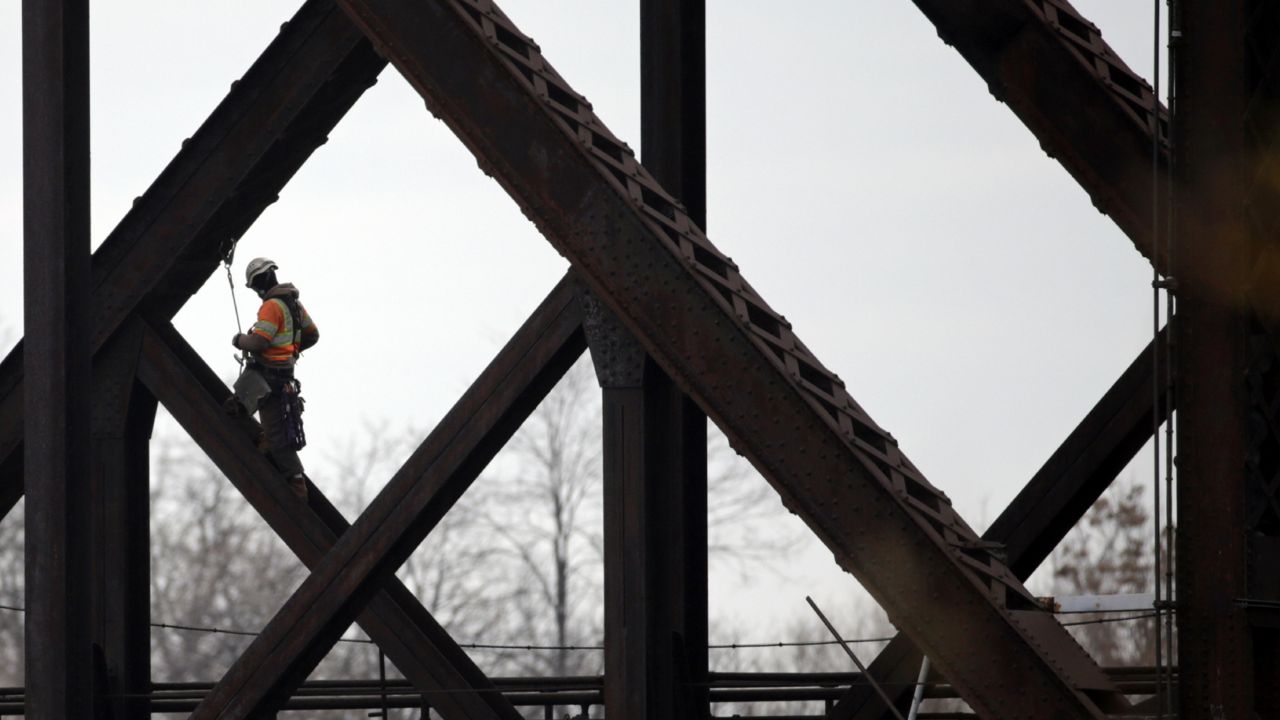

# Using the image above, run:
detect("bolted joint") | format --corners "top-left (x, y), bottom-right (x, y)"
top-left (579, 290), bottom-right (645, 388)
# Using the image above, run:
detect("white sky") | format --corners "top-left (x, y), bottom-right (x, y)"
top-left (1, 1), bottom-right (1169, 645)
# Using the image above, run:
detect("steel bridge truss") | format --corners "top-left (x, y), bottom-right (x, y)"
top-left (17, 0), bottom-right (1235, 717)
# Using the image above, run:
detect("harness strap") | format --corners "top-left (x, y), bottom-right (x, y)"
top-left (272, 296), bottom-right (305, 358)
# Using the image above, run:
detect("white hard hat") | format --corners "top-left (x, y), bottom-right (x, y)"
top-left (244, 257), bottom-right (278, 288)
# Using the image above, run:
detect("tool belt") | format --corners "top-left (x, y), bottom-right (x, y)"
top-left (253, 363), bottom-right (306, 451)
top-left (234, 362), bottom-right (307, 451)
top-left (249, 362), bottom-right (295, 385)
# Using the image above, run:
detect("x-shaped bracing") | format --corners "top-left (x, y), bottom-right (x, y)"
top-left (833, 329), bottom-right (1173, 718)
top-left (2, 2), bottom-right (537, 715)
top-left (1, 0), bottom-right (1176, 716)
top-left (176, 0), bottom-right (1165, 716)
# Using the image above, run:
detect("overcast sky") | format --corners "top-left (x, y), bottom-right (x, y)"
top-left (1, 2), bottom-right (1169, 645)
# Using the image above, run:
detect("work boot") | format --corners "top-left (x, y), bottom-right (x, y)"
top-left (222, 396), bottom-right (242, 415)
top-left (287, 473), bottom-right (309, 500)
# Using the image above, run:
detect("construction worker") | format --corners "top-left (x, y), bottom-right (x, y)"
top-left (230, 257), bottom-right (319, 499)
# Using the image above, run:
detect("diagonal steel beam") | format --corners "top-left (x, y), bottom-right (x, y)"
top-left (907, 0), bottom-right (1168, 269)
top-left (833, 328), bottom-right (1174, 719)
top-left (986, 329), bottom-right (1174, 578)
top-left (0, 0), bottom-right (386, 473)
top-left (190, 1), bottom-right (1127, 717)
top-left (190, 267), bottom-right (587, 718)
top-left (136, 286), bottom-right (582, 720)
top-left (0, 449), bottom-right (20, 526)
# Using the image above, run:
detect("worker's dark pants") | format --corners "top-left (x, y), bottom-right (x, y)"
top-left (259, 390), bottom-right (304, 477)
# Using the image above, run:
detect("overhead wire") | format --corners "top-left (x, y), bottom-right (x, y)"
top-left (0, 601), bottom-right (1166, 652)
top-left (0, 600), bottom-right (1169, 712)
top-left (221, 238), bottom-right (246, 376)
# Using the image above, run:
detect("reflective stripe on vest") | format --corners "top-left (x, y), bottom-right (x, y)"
top-left (268, 299), bottom-right (301, 349)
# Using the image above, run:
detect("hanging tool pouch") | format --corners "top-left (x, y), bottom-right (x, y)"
top-left (274, 294), bottom-right (308, 452)
top-left (233, 368), bottom-right (271, 415)
top-left (279, 377), bottom-right (307, 451)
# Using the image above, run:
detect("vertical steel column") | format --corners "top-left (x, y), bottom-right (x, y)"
top-left (589, 307), bottom-right (708, 720)
top-left (593, 323), bottom-right (647, 714)
top-left (91, 326), bottom-right (155, 720)
top-left (595, 3), bottom-right (708, 718)
top-left (640, 0), bottom-right (709, 715)
top-left (22, 1), bottom-right (93, 717)
top-left (642, 0), bottom-right (707, 224)
top-left (1173, 1), bottom-right (1254, 716)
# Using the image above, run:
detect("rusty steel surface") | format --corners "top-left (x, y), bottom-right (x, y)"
top-left (594, 3), bottom-right (710, 717)
top-left (0, 0), bottom-right (385, 476)
top-left (322, 0), bottom-right (1128, 716)
top-left (12, 0), bottom-right (1251, 714)
top-left (908, 0), bottom-right (1168, 270)
top-left (834, 330), bottom-right (1174, 719)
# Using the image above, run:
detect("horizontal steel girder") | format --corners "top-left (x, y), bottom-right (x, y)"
top-left (908, 0), bottom-right (1168, 270)
top-left (835, 328), bottom-right (1174, 719)
top-left (191, 269), bottom-right (588, 718)
top-left (0, 0), bottom-right (386, 473)
top-left (189, 1), bottom-right (1129, 717)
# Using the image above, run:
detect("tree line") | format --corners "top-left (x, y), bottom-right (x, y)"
top-left (0, 336), bottom-right (1163, 717)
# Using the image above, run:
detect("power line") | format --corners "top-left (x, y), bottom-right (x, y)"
top-left (150, 620), bottom-right (375, 645)
top-left (0, 601), bottom-right (1167, 652)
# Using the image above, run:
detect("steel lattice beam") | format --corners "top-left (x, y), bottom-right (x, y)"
top-left (908, 0), bottom-right (1168, 269)
top-left (135, 307), bottom-right (584, 720)
top-left (596, 2), bottom-right (709, 717)
top-left (4, 0), bottom-right (519, 708)
top-left (834, 329), bottom-right (1173, 719)
top-left (6, 0), bottom-right (1190, 715)
top-left (190, 265), bottom-right (588, 718)
top-left (0, 0), bottom-right (385, 473)
top-left (189, 1), bottom-right (1130, 717)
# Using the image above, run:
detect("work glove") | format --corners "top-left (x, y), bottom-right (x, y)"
top-left (231, 333), bottom-right (245, 350)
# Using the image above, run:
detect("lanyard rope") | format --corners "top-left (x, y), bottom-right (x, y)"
top-left (222, 240), bottom-right (246, 376)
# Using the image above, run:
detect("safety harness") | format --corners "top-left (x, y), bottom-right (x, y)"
top-left (267, 294), bottom-right (308, 451)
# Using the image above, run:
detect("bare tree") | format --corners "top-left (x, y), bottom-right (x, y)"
top-left (327, 422), bottom-right (519, 647)
top-left (0, 312), bottom-right (810, 716)
top-left (0, 324), bottom-right (23, 686)
top-left (0, 499), bottom-right (23, 687)
top-left (472, 357), bottom-right (604, 678)
top-left (469, 355), bottom-right (806, 680)
top-left (149, 422), bottom-right (310, 681)
top-left (1046, 471), bottom-right (1159, 666)
top-left (706, 424), bottom-right (802, 578)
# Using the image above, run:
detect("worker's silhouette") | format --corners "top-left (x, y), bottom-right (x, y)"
top-left (230, 257), bottom-right (319, 499)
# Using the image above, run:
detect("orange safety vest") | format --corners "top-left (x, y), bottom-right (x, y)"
top-left (250, 298), bottom-right (315, 365)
